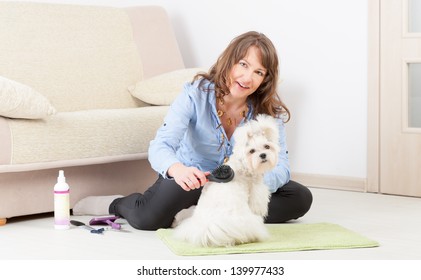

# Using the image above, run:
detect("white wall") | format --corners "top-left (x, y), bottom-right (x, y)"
top-left (7, 0), bottom-right (368, 179)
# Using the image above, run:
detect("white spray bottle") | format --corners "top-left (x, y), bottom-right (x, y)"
top-left (54, 170), bottom-right (70, 229)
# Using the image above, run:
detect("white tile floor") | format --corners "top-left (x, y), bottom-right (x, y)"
top-left (1, 187), bottom-right (421, 260)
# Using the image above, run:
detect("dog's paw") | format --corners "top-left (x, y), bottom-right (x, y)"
top-left (248, 193), bottom-right (269, 217)
top-left (249, 201), bottom-right (269, 217)
top-left (248, 184), bottom-right (270, 217)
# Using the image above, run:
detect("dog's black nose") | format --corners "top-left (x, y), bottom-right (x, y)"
top-left (260, 153), bottom-right (266, 159)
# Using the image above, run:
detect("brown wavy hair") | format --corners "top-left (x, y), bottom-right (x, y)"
top-left (194, 31), bottom-right (290, 122)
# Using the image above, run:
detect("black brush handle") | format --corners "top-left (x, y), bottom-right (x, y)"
top-left (206, 165), bottom-right (235, 183)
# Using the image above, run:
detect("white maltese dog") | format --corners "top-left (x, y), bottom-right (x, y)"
top-left (172, 114), bottom-right (280, 247)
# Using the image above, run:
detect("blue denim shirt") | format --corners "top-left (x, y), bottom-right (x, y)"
top-left (148, 79), bottom-right (290, 193)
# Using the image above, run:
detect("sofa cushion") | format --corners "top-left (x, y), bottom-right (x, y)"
top-left (0, 76), bottom-right (56, 119)
top-left (4, 106), bottom-right (168, 167)
top-left (129, 68), bottom-right (205, 105)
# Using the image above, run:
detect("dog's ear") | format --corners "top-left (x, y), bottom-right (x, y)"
top-left (232, 122), bottom-right (250, 148)
top-left (247, 131), bottom-right (255, 139)
top-left (256, 114), bottom-right (279, 143)
top-left (233, 114), bottom-right (279, 147)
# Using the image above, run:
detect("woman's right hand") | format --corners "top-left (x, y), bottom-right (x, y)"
top-left (167, 163), bottom-right (209, 191)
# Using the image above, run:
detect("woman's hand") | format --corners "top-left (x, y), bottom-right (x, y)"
top-left (168, 163), bottom-right (209, 191)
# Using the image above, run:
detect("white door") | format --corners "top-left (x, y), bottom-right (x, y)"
top-left (380, 0), bottom-right (421, 197)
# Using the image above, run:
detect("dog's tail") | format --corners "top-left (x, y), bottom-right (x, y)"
top-left (173, 215), bottom-right (269, 247)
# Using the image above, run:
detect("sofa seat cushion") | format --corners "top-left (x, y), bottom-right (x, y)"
top-left (2, 106), bottom-right (168, 168)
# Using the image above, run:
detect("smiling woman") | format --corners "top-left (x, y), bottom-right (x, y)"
top-left (215, 46), bottom-right (265, 138)
top-left (74, 31), bottom-right (313, 231)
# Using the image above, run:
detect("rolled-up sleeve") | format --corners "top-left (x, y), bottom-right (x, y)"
top-left (263, 119), bottom-right (291, 193)
top-left (148, 83), bottom-right (194, 178)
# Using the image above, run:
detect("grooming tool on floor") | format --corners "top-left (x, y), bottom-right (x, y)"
top-left (89, 215), bottom-right (121, 230)
top-left (70, 220), bottom-right (105, 234)
top-left (206, 164), bottom-right (235, 183)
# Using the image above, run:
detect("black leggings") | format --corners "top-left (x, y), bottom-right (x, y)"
top-left (109, 176), bottom-right (313, 230)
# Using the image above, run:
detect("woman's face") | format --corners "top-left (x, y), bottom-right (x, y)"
top-left (228, 46), bottom-right (267, 100)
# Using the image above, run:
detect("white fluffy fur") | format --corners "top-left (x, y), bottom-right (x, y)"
top-left (172, 114), bottom-right (280, 247)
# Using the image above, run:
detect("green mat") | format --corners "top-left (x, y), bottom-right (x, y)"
top-left (157, 223), bottom-right (379, 256)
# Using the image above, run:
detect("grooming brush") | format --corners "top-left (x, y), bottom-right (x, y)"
top-left (70, 220), bottom-right (105, 234)
top-left (206, 164), bottom-right (235, 183)
top-left (89, 215), bottom-right (121, 230)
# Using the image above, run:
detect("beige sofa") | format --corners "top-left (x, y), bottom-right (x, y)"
top-left (0, 2), bottom-right (189, 225)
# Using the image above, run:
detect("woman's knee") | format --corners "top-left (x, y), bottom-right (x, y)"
top-left (289, 180), bottom-right (313, 217)
top-left (267, 180), bottom-right (313, 222)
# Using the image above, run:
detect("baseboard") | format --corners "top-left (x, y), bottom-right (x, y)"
top-left (291, 172), bottom-right (367, 192)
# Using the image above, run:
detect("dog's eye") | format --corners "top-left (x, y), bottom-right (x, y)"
top-left (264, 145), bottom-right (270, 149)
top-left (249, 149), bottom-right (255, 154)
